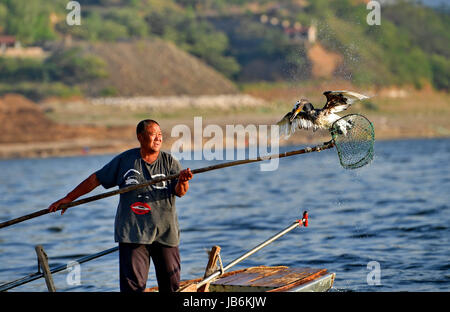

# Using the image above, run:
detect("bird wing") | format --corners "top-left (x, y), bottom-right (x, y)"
top-left (277, 112), bottom-right (318, 139)
top-left (276, 112), bottom-right (293, 139)
top-left (322, 91), bottom-right (369, 114)
top-left (292, 112), bottom-right (318, 131)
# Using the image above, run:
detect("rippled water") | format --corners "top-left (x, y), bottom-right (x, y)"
top-left (0, 138), bottom-right (449, 292)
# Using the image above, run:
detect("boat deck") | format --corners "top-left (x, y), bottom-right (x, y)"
top-left (210, 266), bottom-right (334, 292)
top-left (147, 266), bottom-right (335, 292)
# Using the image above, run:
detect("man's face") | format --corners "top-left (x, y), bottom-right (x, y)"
top-left (138, 123), bottom-right (163, 153)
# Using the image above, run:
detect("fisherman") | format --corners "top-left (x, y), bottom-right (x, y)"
top-left (48, 119), bottom-right (193, 292)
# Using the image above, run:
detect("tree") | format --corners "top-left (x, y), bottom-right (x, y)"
top-left (0, 3), bottom-right (7, 31)
top-left (1, 0), bottom-right (55, 44)
top-left (44, 48), bottom-right (108, 85)
top-left (431, 54), bottom-right (450, 90)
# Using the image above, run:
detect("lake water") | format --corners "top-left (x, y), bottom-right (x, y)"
top-left (0, 138), bottom-right (449, 292)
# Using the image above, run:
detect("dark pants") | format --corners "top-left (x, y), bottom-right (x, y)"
top-left (119, 242), bottom-right (181, 292)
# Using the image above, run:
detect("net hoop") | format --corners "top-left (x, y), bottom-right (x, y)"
top-left (330, 114), bottom-right (375, 169)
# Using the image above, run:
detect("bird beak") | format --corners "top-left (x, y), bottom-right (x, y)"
top-left (289, 106), bottom-right (302, 122)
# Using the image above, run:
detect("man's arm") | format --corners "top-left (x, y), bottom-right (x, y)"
top-left (175, 168), bottom-right (193, 197)
top-left (48, 173), bottom-right (101, 215)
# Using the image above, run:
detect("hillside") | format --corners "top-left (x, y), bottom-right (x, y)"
top-left (0, 0), bottom-right (448, 159)
top-left (78, 39), bottom-right (238, 96)
top-left (0, 93), bottom-right (135, 158)
top-left (0, 0), bottom-right (448, 101)
top-left (0, 94), bottom-right (57, 143)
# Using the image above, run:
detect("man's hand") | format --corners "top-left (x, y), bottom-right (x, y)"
top-left (178, 168), bottom-right (193, 182)
top-left (48, 173), bottom-right (100, 216)
top-left (175, 168), bottom-right (193, 197)
top-left (48, 196), bottom-right (74, 215)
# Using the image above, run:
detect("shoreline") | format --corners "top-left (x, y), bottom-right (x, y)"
top-left (2, 88), bottom-right (449, 160)
top-left (1, 133), bottom-right (448, 161)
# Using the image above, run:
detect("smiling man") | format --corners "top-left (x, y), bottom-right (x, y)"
top-left (48, 119), bottom-right (193, 292)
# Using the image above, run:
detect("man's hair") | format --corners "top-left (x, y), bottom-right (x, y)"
top-left (136, 119), bottom-right (160, 136)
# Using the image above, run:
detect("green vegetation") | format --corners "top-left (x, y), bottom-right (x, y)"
top-left (143, 8), bottom-right (240, 77)
top-left (0, 47), bottom-right (107, 100)
top-left (0, 0), bottom-right (448, 100)
top-left (296, 0), bottom-right (449, 89)
top-left (0, 0), bottom-right (57, 44)
top-left (0, 82), bottom-right (81, 101)
top-left (0, 48), bottom-right (107, 84)
top-left (44, 48), bottom-right (108, 84)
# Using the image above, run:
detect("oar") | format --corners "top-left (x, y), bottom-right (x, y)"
top-left (0, 141), bottom-right (334, 230)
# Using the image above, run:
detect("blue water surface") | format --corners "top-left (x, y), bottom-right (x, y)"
top-left (0, 138), bottom-right (449, 291)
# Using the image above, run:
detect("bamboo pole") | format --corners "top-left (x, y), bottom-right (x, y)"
top-left (0, 141), bottom-right (334, 230)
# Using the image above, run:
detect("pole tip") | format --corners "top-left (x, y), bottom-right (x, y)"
top-left (302, 211), bottom-right (308, 227)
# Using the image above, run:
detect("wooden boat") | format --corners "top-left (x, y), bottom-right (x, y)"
top-left (147, 212), bottom-right (335, 293)
top-left (147, 266), bottom-right (335, 292)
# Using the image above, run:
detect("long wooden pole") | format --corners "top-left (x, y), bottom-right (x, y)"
top-left (0, 141), bottom-right (334, 230)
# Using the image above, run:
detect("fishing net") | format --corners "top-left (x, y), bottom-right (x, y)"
top-left (330, 114), bottom-right (375, 169)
